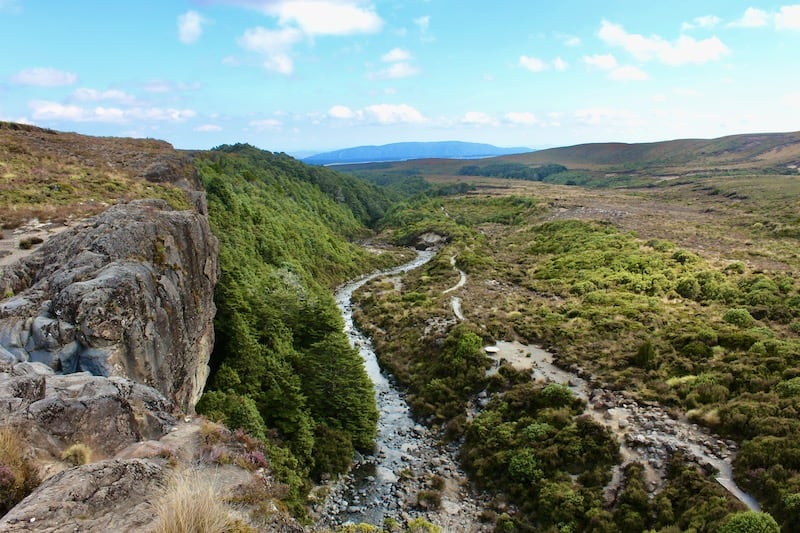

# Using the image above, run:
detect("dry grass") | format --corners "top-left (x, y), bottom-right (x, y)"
top-left (0, 426), bottom-right (40, 514)
top-left (0, 121), bottom-right (194, 229)
top-left (151, 469), bottom-right (233, 533)
top-left (60, 443), bottom-right (92, 466)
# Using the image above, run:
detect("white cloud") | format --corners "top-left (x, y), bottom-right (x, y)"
top-left (250, 118), bottom-right (283, 130)
top-left (325, 103), bottom-right (424, 124)
top-left (519, 55), bottom-right (547, 72)
top-left (381, 47), bottom-right (411, 62)
top-left (178, 10), bottom-right (206, 44)
top-left (776, 5), bottom-right (800, 29)
top-left (553, 32), bottom-right (581, 47)
top-left (583, 53), bottom-right (618, 70)
top-left (609, 65), bottom-right (649, 81)
top-left (72, 88), bottom-right (137, 104)
top-left (262, 0), bottom-right (383, 36)
top-left (728, 7), bottom-right (770, 27)
top-left (194, 124), bottom-right (222, 132)
top-left (328, 105), bottom-right (356, 119)
top-left (28, 100), bottom-right (196, 123)
top-left (461, 111), bottom-right (498, 126)
top-left (239, 26), bottom-right (303, 74)
top-left (11, 67), bottom-right (77, 87)
top-left (553, 57), bottom-right (568, 71)
top-left (370, 63), bottom-right (419, 79)
top-left (681, 15), bottom-right (720, 31)
top-left (364, 103), bottom-right (424, 124)
top-left (504, 112), bottom-right (538, 125)
top-left (598, 20), bottom-right (729, 65)
top-left (414, 15), bottom-right (430, 32)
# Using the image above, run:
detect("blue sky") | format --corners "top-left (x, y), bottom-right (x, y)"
top-left (1, 1), bottom-right (799, 155)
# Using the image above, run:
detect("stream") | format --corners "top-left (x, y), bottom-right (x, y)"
top-left (317, 248), bottom-right (760, 530)
top-left (317, 249), bottom-right (487, 531)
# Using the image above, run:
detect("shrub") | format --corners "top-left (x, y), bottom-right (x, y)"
top-left (723, 308), bottom-right (755, 328)
top-left (60, 443), bottom-right (92, 466)
top-left (718, 511), bottom-right (779, 533)
top-left (151, 470), bottom-right (233, 533)
top-left (0, 427), bottom-right (40, 515)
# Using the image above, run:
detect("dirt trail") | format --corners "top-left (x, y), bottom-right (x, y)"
top-left (484, 341), bottom-right (760, 511)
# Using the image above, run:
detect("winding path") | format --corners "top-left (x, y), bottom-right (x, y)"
top-left (443, 255), bottom-right (466, 321)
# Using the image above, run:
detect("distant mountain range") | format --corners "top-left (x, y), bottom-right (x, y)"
top-left (303, 141), bottom-right (532, 165)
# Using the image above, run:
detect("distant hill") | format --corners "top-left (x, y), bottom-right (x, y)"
top-left (502, 131), bottom-right (800, 172)
top-left (332, 131), bottom-right (800, 188)
top-left (303, 141), bottom-right (531, 165)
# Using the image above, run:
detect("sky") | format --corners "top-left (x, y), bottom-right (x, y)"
top-left (1, 1), bottom-right (800, 155)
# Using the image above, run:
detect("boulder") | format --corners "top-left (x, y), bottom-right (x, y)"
top-left (0, 199), bottom-right (218, 412)
top-left (0, 459), bottom-right (166, 532)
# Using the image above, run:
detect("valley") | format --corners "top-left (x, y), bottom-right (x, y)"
top-left (1, 124), bottom-right (798, 532)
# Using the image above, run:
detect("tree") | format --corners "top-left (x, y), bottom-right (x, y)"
top-left (718, 511), bottom-right (780, 533)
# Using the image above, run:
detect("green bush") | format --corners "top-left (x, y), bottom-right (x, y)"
top-left (718, 511), bottom-right (780, 533)
top-left (723, 308), bottom-right (755, 327)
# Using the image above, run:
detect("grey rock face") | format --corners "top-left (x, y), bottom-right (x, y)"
top-left (0, 199), bottom-right (218, 412)
top-left (0, 360), bottom-right (177, 457)
top-left (0, 458), bottom-right (167, 532)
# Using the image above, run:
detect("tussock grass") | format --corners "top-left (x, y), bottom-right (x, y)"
top-left (60, 443), bottom-right (92, 466)
top-left (0, 426), bottom-right (40, 514)
top-left (151, 470), bottom-right (233, 533)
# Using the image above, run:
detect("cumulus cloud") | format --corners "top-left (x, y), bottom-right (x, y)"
top-left (364, 103), bottom-right (424, 124)
top-left (519, 55), bottom-right (547, 72)
top-left (326, 103), bottom-right (424, 124)
top-left (194, 124), bottom-right (222, 132)
top-left (239, 26), bottom-right (303, 74)
top-left (230, 0), bottom-right (382, 35)
top-left (373, 62), bottom-right (419, 79)
top-left (178, 10), bottom-right (207, 44)
top-left (598, 20), bottom-right (729, 65)
top-left (328, 105), bottom-right (356, 119)
top-left (11, 67), bottom-right (77, 87)
top-left (461, 111), bottom-right (498, 126)
top-left (414, 15), bottom-right (430, 32)
top-left (681, 15), bottom-right (720, 31)
top-left (381, 47), bottom-right (411, 62)
top-left (583, 53), bottom-right (618, 70)
top-left (555, 32), bottom-right (581, 47)
top-left (609, 65), bottom-right (648, 81)
top-left (728, 7), bottom-right (770, 27)
top-left (519, 55), bottom-right (568, 73)
top-left (776, 5), bottom-right (800, 29)
top-left (232, 1), bottom-right (383, 74)
top-left (504, 112), bottom-right (538, 125)
top-left (371, 47), bottom-right (419, 78)
top-left (28, 100), bottom-right (196, 123)
top-left (72, 88), bottom-right (137, 104)
top-left (250, 118), bottom-right (283, 130)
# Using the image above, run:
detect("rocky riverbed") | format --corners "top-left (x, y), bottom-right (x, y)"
top-left (315, 250), bottom-right (490, 531)
top-left (484, 341), bottom-right (760, 511)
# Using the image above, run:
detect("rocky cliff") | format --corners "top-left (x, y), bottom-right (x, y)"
top-left (0, 198), bottom-right (218, 412)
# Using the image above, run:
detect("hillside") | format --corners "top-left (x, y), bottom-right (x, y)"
top-left (303, 140), bottom-right (531, 165)
top-left (333, 130), bottom-right (800, 188)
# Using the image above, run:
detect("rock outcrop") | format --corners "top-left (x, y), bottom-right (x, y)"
top-left (0, 458), bottom-right (168, 532)
top-left (0, 360), bottom-right (177, 459)
top-left (0, 199), bottom-right (218, 412)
